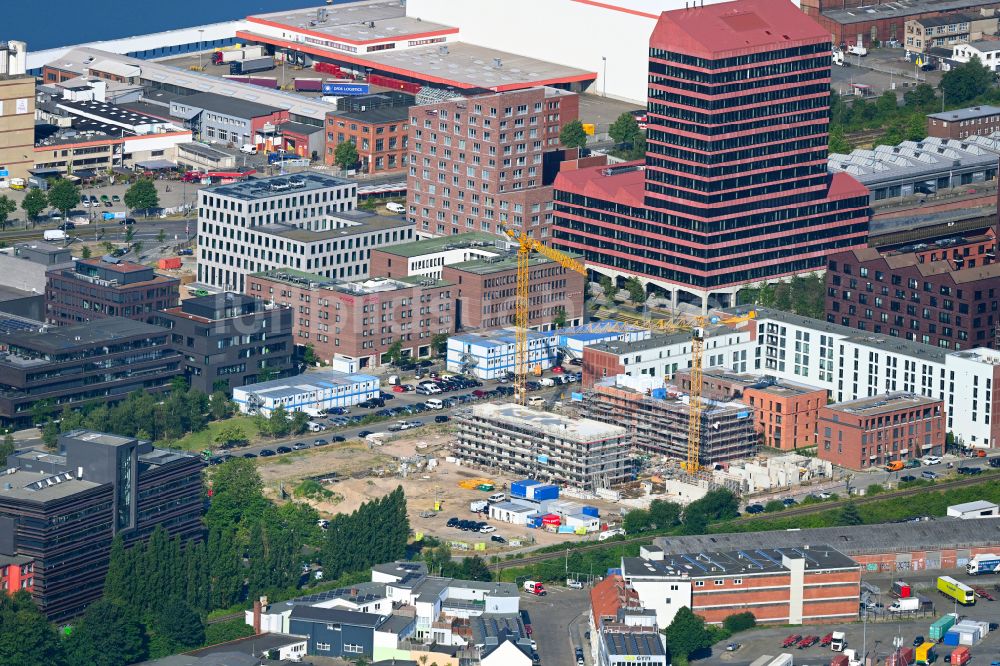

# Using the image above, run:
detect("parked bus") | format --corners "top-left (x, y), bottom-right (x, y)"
top-left (937, 576), bottom-right (975, 605)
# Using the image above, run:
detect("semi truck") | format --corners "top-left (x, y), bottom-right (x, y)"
top-left (938, 576), bottom-right (976, 605)
top-left (889, 597), bottom-right (920, 612)
top-left (229, 56), bottom-right (274, 76)
top-left (966, 553), bottom-right (1000, 575)
top-left (212, 46), bottom-right (265, 65)
top-left (830, 631), bottom-right (847, 651)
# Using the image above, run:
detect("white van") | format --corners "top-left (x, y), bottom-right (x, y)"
top-left (488, 492), bottom-right (506, 502)
top-left (598, 528), bottom-right (625, 541)
top-left (43, 229), bottom-right (67, 241)
top-left (425, 398), bottom-right (444, 410)
top-left (527, 396), bottom-right (546, 407)
top-left (385, 201), bottom-right (405, 213)
top-left (240, 144), bottom-right (258, 154)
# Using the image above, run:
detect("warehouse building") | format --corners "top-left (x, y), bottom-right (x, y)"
top-left (580, 378), bottom-right (758, 466)
top-left (454, 403), bottom-right (633, 491)
top-left (622, 544), bottom-right (860, 628)
top-left (947, 500), bottom-right (1000, 519)
top-left (654, 517), bottom-right (1000, 573)
top-left (233, 370), bottom-right (379, 417)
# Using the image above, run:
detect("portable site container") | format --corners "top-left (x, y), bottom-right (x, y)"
top-left (582, 506), bottom-right (600, 517)
top-left (511, 479), bottom-right (539, 498)
top-left (950, 647), bottom-right (970, 666)
top-left (930, 614), bottom-right (958, 641)
top-left (531, 484), bottom-right (559, 501)
top-left (943, 631), bottom-right (960, 646)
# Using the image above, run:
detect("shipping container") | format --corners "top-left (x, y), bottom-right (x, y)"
top-left (950, 647), bottom-right (970, 666)
top-left (511, 479), bottom-right (539, 498)
top-left (230, 56), bottom-right (274, 76)
top-left (930, 613), bottom-right (958, 641)
top-left (943, 631), bottom-right (960, 646)
top-left (915, 642), bottom-right (936, 665)
top-left (157, 257), bottom-right (182, 270)
top-left (892, 580), bottom-right (912, 598)
top-left (314, 62), bottom-right (344, 77)
top-left (830, 656), bottom-right (849, 666)
top-left (582, 506), bottom-right (599, 518)
top-left (294, 78), bottom-right (323, 92)
top-left (530, 484), bottom-right (559, 501)
top-left (885, 647), bottom-right (915, 666)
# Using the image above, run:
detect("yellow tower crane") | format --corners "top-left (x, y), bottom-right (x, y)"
top-left (503, 227), bottom-right (588, 405)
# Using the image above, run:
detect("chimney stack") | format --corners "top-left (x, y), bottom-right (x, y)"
top-left (253, 599), bottom-right (262, 634)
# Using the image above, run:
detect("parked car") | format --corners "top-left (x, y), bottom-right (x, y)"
top-left (745, 504), bottom-right (765, 514)
top-left (276, 446), bottom-right (292, 454)
top-left (726, 643), bottom-right (742, 652)
top-left (259, 449), bottom-right (276, 457)
top-left (782, 635), bottom-right (802, 648)
top-left (491, 534), bottom-right (507, 544)
top-left (292, 442), bottom-right (309, 450)
top-left (313, 439), bottom-right (329, 447)
top-left (112, 194), bottom-right (121, 203)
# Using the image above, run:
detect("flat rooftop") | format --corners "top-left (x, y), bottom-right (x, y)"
top-left (55, 98), bottom-right (165, 128)
top-left (469, 402), bottom-right (627, 442)
top-left (824, 0), bottom-right (999, 24)
top-left (172, 91), bottom-right (281, 119)
top-left (603, 630), bottom-right (667, 657)
top-left (237, 370), bottom-right (377, 401)
top-left (257, 214), bottom-right (412, 244)
top-left (374, 231), bottom-right (503, 258)
top-left (3, 318), bottom-right (166, 356)
top-left (623, 544), bottom-right (857, 578)
top-left (450, 251), bottom-right (581, 275)
top-left (250, 1), bottom-right (455, 44)
top-left (949, 500), bottom-right (998, 512)
top-left (0, 468), bottom-right (102, 502)
top-left (204, 171), bottom-right (351, 201)
top-left (825, 392), bottom-right (942, 417)
top-left (655, 517), bottom-right (1000, 556)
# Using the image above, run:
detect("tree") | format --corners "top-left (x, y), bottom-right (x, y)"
top-left (874, 90), bottom-right (899, 120)
top-left (663, 606), bottom-right (711, 661)
top-left (623, 508), bottom-right (651, 534)
top-left (431, 333), bottom-right (449, 357)
top-left (291, 410), bottom-right (310, 435)
top-left (214, 424), bottom-right (248, 448)
top-left (828, 126), bottom-right (851, 154)
top-left (458, 555), bottom-right (492, 582)
top-left (600, 275), bottom-right (616, 301)
top-left (839, 501), bottom-right (864, 526)
top-left (151, 597), bottom-right (205, 651)
top-left (209, 391), bottom-right (233, 420)
top-left (624, 277), bottom-right (645, 305)
top-left (0, 196), bottom-right (16, 231)
top-left (941, 57), bottom-right (994, 106)
top-left (764, 499), bottom-right (786, 513)
top-left (334, 141), bottom-right (360, 170)
top-left (609, 112), bottom-right (645, 159)
top-left (125, 225), bottom-right (135, 244)
top-left (157, 228), bottom-right (166, 244)
top-left (0, 433), bottom-right (14, 462)
top-left (0, 591), bottom-right (66, 666)
top-left (723, 611), bottom-right (757, 634)
top-left (302, 343), bottom-right (320, 366)
top-left (559, 120), bottom-right (588, 150)
top-left (80, 245), bottom-right (91, 259)
top-left (552, 307), bottom-right (567, 329)
top-left (41, 420), bottom-right (60, 449)
top-left (386, 339), bottom-right (404, 365)
top-left (648, 499), bottom-right (681, 530)
top-left (20, 188), bottom-right (47, 227)
top-left (46, 179), bottom-right (80, 219)
top-left (64, 598), bottom-right (147, 666)
top-left (904, 83), bottom-right (938, 110)
top-left (124, 178), bottom-right (159, 216)
top-left (269, 405), bottom-right (292, 438)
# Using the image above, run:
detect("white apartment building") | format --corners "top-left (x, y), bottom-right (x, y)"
top-left (197, 171), bottom-right (416, 293)
top-left (751, 310), bottom-right (998, 448)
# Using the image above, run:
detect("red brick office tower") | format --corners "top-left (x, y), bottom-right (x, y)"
top-left (552, 0), bottom-right (870, 308)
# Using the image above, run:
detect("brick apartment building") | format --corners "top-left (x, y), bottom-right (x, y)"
top-left (817, 393), bottom-right (945, 470)
top-left (157, 293), bottom-right (294, 393)
top-left (825, 236), bottom-right (999, 351)
top-left (325, 93), bottom-right (411, 173)
top-left (407, 86), bottom-right (580, 239)
top-left (552, 0), bottom-right (869, 309)
top-left (904, 13), bottom-right (998, 54)
top-left (623, 544), bottom-right (860, 627)
top-left (45, 257), bottom-right (180, 325)
top-left (0, 431), bottom-right (203, 620)
top-left (370, 233), bottom-right (585, 330)
top-left (246, 270), bottom-right (454, 368)
top-left (675, 369), bottom-right (829, 451)
top-left (927, 105), bottom-right (1000, 139)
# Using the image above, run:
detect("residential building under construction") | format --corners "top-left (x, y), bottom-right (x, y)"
top-left (453, 403), bottom-right (633, 491)
top-left (580, 380), bottom-right (758, 466)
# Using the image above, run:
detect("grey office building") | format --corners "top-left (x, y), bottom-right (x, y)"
top-left (170, 92), bottom-right (281, 148)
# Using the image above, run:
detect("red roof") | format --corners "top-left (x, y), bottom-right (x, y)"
top-left (651, 0), bottom-right (828, 58)
top-left (553, 161), bottom-right (646, 207)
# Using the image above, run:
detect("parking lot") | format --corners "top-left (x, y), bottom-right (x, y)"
top-left (831, 46), bottom-right (944, 98)
top-left (521, 587), bottom-right (591, 666)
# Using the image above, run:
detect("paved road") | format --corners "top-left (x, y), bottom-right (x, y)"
top-left (522, 587), bottom-right (591, 666)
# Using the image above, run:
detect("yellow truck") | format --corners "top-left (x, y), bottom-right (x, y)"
top-left (915, 641), bottom-right (937, 664)
top-left (937, 575), bottom-right (975, 605)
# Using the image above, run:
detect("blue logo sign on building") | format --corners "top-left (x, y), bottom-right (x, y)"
top-left (322, 82), bottom-right (371, 96)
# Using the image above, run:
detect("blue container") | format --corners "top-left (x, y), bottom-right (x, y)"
top-left (943, 631), bottom-right (960, 646)
top-left (531, 484), bottom-right (560, 501)
top-left (511, 480), bottom-right (539, 498)
top-left (651, 388), bottom-right (667, 399)
top-left (607, 568), bottom-right (622, 576)
top-left (582, 506), bottom-right (599, 518)
top-left (526, 515), bottom-right (542, 528)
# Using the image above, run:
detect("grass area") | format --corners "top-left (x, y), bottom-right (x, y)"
top-left (170, 415), bottom-right (262, 452)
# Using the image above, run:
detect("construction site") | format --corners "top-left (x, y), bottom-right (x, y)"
top-left (579, 376), bottom-right (759, 467)
top-left (452, 403), bottom-right (635, 491)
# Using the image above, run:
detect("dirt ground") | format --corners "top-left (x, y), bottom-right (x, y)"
top-left (256, 428), bottom-right (625, 555)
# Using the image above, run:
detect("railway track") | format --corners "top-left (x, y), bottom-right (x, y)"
top-left (489, 473), bottom-right (997, 570)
